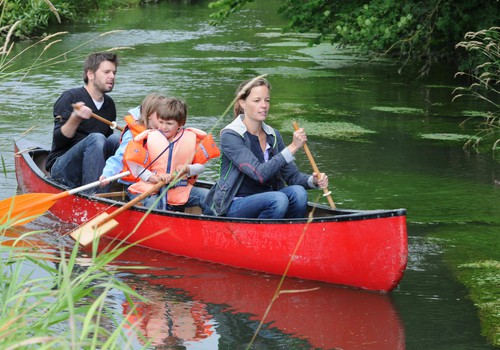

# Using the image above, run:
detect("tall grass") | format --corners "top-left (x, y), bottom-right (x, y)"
top-left (453, 26), bottom-right (500, 153)
top-left (0, 223), bottom-right (149, 349)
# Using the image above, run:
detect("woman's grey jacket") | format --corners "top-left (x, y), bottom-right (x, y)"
top-left (203, 115), bottom-right (316, 216)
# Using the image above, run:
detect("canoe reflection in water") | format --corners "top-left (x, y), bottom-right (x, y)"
top-left (121, 290), bottom-right (217, 348)
top-left (111, 244), bottom-right (406, 349)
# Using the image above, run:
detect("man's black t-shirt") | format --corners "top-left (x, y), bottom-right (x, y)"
top-left (46, 87), bottom-right (116, 171)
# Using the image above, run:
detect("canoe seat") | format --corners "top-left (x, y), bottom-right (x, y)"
top-left (94, 191), bottom-right (127, 199)
top-left (185, 206), bottom-right (202, 215)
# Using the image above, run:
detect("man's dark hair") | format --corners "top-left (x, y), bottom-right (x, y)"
top-left (82, 52), bottom-right (119, 83)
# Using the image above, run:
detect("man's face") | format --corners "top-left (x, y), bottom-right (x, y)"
top-left (88, 61), bottom-right (116, 93)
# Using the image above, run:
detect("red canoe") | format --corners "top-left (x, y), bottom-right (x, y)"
top-left (13, 139), bottom-right (408, 292)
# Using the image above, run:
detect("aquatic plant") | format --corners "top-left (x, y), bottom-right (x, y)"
top-left (371, 106), bottom-right (425, 114)
top-left (269, 103), bottom-right (373, 141)
top-left (420, 133), bottom-right (480, 143)
top-left (286, 119), bottom-right (375, 141)
top-left (457, 260), bottom-right (500, 346)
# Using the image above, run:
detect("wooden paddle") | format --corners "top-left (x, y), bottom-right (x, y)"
top-left (292, 121), bottom-right (336, 209)
top-left (70, 180), bottom-right (167, 246)
top-left (71, 103), bottom-right (123, 131)
top-left (0, 171), bottom-right (130, 227)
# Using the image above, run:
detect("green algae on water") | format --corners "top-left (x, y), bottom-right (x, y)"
top-left (372, 106), bottom-right (425, 114)
top-left (462, 110), bottom-right (492, 118)
top-left (457, 260), bottom-right (500, 346)
top-left (420, 133), bottom-right (480, 142)
top-left (273, 102), bottom-right (355, 118)
top-left (278, 119), bottom-right (375, 141)
top-left (430, 223), bottom-right (500, 348)
top-left (268, 103), bottom-right (372, 141)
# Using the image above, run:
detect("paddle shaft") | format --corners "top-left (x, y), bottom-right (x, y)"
top-left (93, 180), bottom-right (167, 228)
top-left (42, 171), bottom-right (131, 201)
top-left (7, 171), bottom-right (131, 203)
top-left (292, 122), bottom-right (336, 209)
top-left (67, 171), bottom-right (130, 196)
top-left (71, 103), bottom-right (123, 131)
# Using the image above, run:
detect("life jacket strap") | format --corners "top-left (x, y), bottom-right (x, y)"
top-left (172, 179), bottom-right (188, 188)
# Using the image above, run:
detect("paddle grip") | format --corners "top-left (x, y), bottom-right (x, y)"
top-left (292, 122), bottom-right (336, 209)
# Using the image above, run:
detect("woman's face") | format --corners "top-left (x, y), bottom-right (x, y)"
top-left (240, 85), bottom-right (270, 122)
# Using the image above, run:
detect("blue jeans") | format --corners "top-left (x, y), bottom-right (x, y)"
top-left (50, 133), bottom-right (120, 194)
top-left (225, 185), bottom-right (308, 219)
top-left (131, 185), bottom-right (209, 211)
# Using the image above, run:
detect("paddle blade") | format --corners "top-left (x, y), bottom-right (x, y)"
top-left (0, 193), bottom-right (60, 226)
top-left (69, 212), bottom-right (119, 246)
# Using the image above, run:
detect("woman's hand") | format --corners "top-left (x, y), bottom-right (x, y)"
top-left (313, 172), bottom-right (328, 189)
top-left (288, 127), bottom-right (307, 154)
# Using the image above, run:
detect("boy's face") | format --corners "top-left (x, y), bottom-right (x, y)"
top-left (156, 118), bottom-right (180, 140)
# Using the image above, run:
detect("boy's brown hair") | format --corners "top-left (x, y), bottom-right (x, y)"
top-left (157, 97), bottom-right (188, 126)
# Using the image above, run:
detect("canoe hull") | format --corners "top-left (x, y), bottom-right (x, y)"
top-left (13, 140), bottom-right (408, 292)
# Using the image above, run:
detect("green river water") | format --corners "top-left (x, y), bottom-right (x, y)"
top-left (0, 1), bottom-right (498, 349)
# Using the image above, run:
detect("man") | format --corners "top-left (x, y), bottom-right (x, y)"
top-left (46, 52), bottom-right (120, 193)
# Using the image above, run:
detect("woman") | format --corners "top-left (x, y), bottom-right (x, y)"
top-left (203, 77), bottom-right (328, 219)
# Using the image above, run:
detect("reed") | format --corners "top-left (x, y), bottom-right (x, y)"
top-left (0, 221), bottom-right (150, 349)
top-left (453, 26), bottom-right (500, 153)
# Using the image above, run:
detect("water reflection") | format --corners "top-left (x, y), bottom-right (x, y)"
top-left (109, 244), bottom-right (405, 349)
top-left (121, 286), bottom-right (218, 348)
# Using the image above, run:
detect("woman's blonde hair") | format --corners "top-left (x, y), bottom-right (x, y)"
top-left (233, 76), bottom-right (271, 118)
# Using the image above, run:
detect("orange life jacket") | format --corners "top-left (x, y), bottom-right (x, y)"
top-left (127, 128), bottom-right (218, 206)
top-left (121, 114), bottom-right (147, 140)
top-left (119, 115), bottom-right (148, 183)
top-left (192, 133), bottom-right (220, 165)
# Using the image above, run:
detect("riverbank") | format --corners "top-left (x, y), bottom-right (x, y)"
top-left (0, 0), bottom-right (143, 42)
top-left (432, 224), bottom-right (499, 346)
